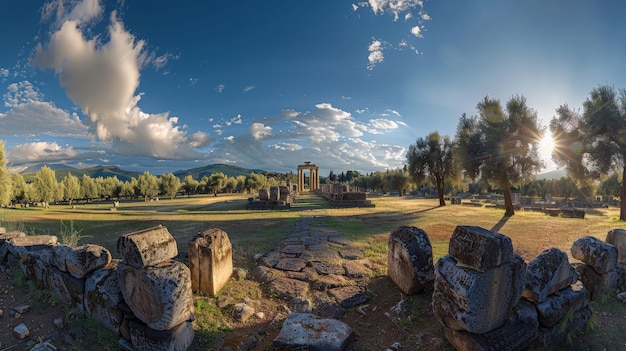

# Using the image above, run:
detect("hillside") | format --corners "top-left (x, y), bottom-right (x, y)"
top-left (173, 163), bottom-right (266, 179)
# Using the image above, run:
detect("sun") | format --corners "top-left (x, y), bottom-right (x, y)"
top-left (539, 130), bottom-right (556, 168)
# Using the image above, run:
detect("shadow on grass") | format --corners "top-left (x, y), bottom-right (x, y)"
top-left (491, 214), bottom-right (512, 232)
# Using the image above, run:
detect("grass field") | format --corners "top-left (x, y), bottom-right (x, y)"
top-left (1, 193), bottom-right (624, 350)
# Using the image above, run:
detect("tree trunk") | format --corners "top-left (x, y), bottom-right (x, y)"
top-left (620, 166), bottom-right (626, 221)
top-left (503, 185), bottom-right (515, 216)
top-left (437, 176), bottom-right (446, 206)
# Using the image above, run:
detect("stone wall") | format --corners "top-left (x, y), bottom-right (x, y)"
top-left (0, 225), bottom-right (195, 351)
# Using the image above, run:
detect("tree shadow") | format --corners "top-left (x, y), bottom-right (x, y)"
top-left (406, 206), bottom-right (440, 216)
top-left (491, 214), bottom-right (512, 233)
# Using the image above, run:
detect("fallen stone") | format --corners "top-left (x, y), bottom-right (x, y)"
top-left (84, 261), bottom-right (124, 334)
top-left (387, 226), bottom-right (434, 295)
top-left (47, 266), bottom-right (86, 311)
top-left (50, 245), bottom-right (72, 272)
top-left (117, 225), bottom-right (178, 269)
top-left (310, 261), bottom-right (344, 275)
top-left (530, 305), bottom-right (593, 350)
top-left (534, 282), bottom-right (589, 328)
top-left (443, 300), bottom-right (538, 351)
top-left (328, 286), bottom-right (370, 308)
top-left (433, 254), bottom-right (526, 334)
top-left (314, 300), bottom-right (346, 319)
top-left (273, 313), bottom-right (354, 351)
top-left (571, 236), bottom-right (617, 274)
top-left (250, 266), bottom-right (286, 283)
top-left (257, 251), bottom-right (281, 268)
top-left (188, 228), bottom-right (233, 296)
top-left (233, 303), bottom-right (255, 323)
top-left (66, 244), bottom-right (112, 279)
top-left (267, 277), bottom-right (309, 299)
top-left (0, 231), bottom-right (25, 244)
top-left (275, 258), bottom-right (308, 272)
top-left (574, 263), bottom-right (612, 301)
top-left (523, 247), bottom-right (578, 303)
top-left (129, 320), bottom-right (194, 351)
top-left (288, 298), bottom-right (312, 313)
top-left (448, 226), bottom-right (515, 271)
top-left (606, 228), bottom-right (626, 264)
top-left (13, 323), bottom-right (30, 339)
top-left (343, 260), bottom-right (372, 278)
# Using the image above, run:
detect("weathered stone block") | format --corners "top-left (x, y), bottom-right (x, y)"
top-left (188, 228), bottom-right (232, 296)
top-left (574, 263), bottom-right (611, 301)
top-left (611, 263), bottom-right (626, 290)
top-left (84, 261), bottom-right (124, 334)
top-left (433, 254), bottom-right (526, 334)
top-left (50, 245), bottom-right (72, 272)
top-left (267, 277), bottom-right (309, 299)
top-left (117, 225), bottom-right (178, 269)
top-left (530, 305), bottom-right (593, 350)
top-left (0, 231), bottom-right (25, 244)
top-left (606, 228), bottom-right (626, 264)
top-left (442, 300), bottom-right (538, 351)
top-left (47, 266), bottom-right (86, 312)
top-left (250, 266), bottom-right (286, 283)
top-left (448, 226), bottom-right (514, 271)
top-left (66, 244), bottom-right (112, 279)
top-left (523, 248), bottom-right (578, 303)
top-left (7, 235), bottom-right (58, 261)
top-left (387, 226), bottom-right (434, 295)
top-left (571, 236), bottom-right (617, 274)
top-left (129, 320), bottom-right (194, 351)
top-left (273, 313), bottom-right (354, 351)
top-left (534, 282), bottom-right (588, 328)
top-left (118, 260), bottom-right (194, 331)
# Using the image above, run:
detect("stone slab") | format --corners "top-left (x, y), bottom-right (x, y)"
top-left (387, 226), bottom-right (434, 295)
top-left (268, 277), bottom-right (309, 299)
top-left (280, 245), bottom-right (306, 255)
top-left (571, 236), bottom-right (617, 274)
top-left (275, 258), bottom-right (308, 272)
top-left (310, 261), bottom-right (344, 275)
top-left (535, 282), bottom-right (589, 328)
top-left (250, 266), bottom-right (286, 283)
top-left (328, 286), bottom-right (370, 308)
top-left (606, 229), bottom-right (626, 264)
top-left (343, 260), bottom-right (372, 278)
top-left (523, 247), bottom-right (578, 303)
top-left (273, 313), bottom-right (354, 351)
top-left (448, 226), bottom-right (514, 271)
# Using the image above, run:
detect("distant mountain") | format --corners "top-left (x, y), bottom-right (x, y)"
top-left (19, 163), bottom-right (77, 174)
top-left (55, 166), bottom-right (142, 182)
top-left (536, 169), bottom-right (567, 180)
top-left (173, 163), bottom-right (266, 179)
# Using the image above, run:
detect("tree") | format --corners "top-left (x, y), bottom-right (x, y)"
top-left (181, 175), bottom-right (199, 197)
top-left (138, 171), bottom-right (159, 201)
top-left (12, 173), bottom-right (28, 205)
top-left (386, 168), bottom-right (411, 196)
top-left (160, 173), bottom-right (181, 200)
top-left (0, 141), bottom-right (11, 206)
top-left (456, 95), bottom-right (544, 216)
top-left (551, 85), bottom-right (626, 219)
top-left (62, 173), bottom-right (82, 206)
top-left (208, 172), bottom-right (226, 196)
top-left (34, 166), bottom-right (58, 208)
top-left (246, 173), bottom-right (267, 193)
top-left (81, 175), bottom-right (99, 202)
top-left (407, 131), bottom-right (456, 206)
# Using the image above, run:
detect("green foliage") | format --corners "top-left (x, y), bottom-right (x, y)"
top-left (60, 220), bottom-right (83, 247)
top-left (0, 141), bottom-right (11, 206)
top-left (34, 166), bottom-right (58, 206)
top-left (138, 171), bottom-right (159, 200)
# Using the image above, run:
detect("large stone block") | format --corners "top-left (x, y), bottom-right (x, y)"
top-left (387, 226), bottom-right (434, 294)
top-left (448, 226), bottom-right (514, 271)
top-left (433, 254), bottom-right (526, 334)
top-left (574, 263), bottom-right (611, 301)
top-left (571, 236), bottom-right (617, 274)
top-left (118, 260), bottom-right (194, 331)
top-left (117, 225), bottom-right (178, 269)
top-left (47, 267), bottom-right (86, 312)
top-left (523, 248), bottom-right (578, 303)
top-left (606, 228), bottom-right (626, 264)
top-left (50, 245), bottom-right (72, 272)
top-left (66, 244), bottom-right (112, 279)
top-left (530, 305), bottom-right (593, 350)
top-left (84, 261), bottom-right (124, 334)
top-left (273, 313), bottom-right (354, 351)
top-left (188, 228), bottom-right (233, 296)
top-left (442, 300), bottom-right (538, 351)
top-left (534, 282), bottom-right (588, 328)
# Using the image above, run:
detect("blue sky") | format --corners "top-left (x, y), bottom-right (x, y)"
top-left (1, 0), bottom-right (625, 176)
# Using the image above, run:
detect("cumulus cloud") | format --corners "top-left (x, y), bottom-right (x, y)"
top-left (250, 123), bottom-right (272, 140)
top-left (0, 68), bottom-right (8, 78)
top-left (366, 0), bottom-right (425, 21)
top-left (6, 141), bottom-right (78, 163)
top-left (3, 81), bottom-right (43, 107)
top-left (242, 86), bottom-right (255, 93)
top-left (30, 1), bottom-right (212, 160)
top-left (0, 101), bottom-right (88, 137)
top-left (411, 25), bottom-right (422, 37)
top-left (368, 39), bottom-right (385, 70)
top-left (215, 84), bottom-right (225, 93)
top-left (370, 118), bottom-right (398, 130)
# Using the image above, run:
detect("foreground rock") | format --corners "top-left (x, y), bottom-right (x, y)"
top-left (387, 226), bottom-right (434, 294)
top-left (273, 313), bottom-right (354, 351)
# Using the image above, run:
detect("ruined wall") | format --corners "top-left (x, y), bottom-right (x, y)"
top-left (0, 225), bottom-right (195, 351)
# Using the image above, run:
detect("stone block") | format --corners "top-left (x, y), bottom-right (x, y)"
top-left (250, 266), bottom-right (286, 283)
top-left (0, 231), bottom-right (25, 244)
top-left (188, 228), bottom-right (232, 296)
top-left (117, 225), bottom-right (178, 269)
top-left (50, 245), bottom-right (72, 272)
top-left (118, 260), bottom-right (194, 331)
top-left (530, 305), bottom-right (593, 350)
top-left (84, 261), bottom-right (124, 334)
top-left (47, 266), bottom-right (85, 312)
top-left (387, 226), bottom-right (434, 295)
top-left (448, 226), bottom-right (514, 271)
top-left (273, 313), bottom-right (354, 351)
top-left (574, 263), bottom-right (611, 301)
top-left (66, 244), bottom-right (112, 279)
top-left (267, 277), bottom-right (309, 299)
top-left (571, 236), bottom-right (617, 274)
top-left (433, 254), bottom-right (526, 334)
top-left (442, 300), bottom-right (538, 351)
top-left (606, 228), bottom-right (626, 264)
top-left (129, 320), bottom-right (194, 351)
top-left (534, 282), bottom-right (589, 328)
top-left (328, 286), bottom-right (370, 308)
top-left (275, 258), bottom-right (308, 272)
top-left (7, 235), bottom-right (58, 260)
top-left (611, 263), bottom-right (626, 290)
top-left (523, 248), bottom-right (578, 303)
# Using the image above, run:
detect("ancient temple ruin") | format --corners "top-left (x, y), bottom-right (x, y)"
top-left (297, 161), bottom-right (319, 192)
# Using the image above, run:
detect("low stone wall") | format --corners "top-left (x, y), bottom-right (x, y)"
top-left (0, 225), bottom-right (195, 351)
top-left (388, 225), bottom-right (626, 351)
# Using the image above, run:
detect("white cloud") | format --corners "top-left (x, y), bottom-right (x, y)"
top-left (366, 0), bottom-right (424, 21)
top-left (411, 25), bottom-right (422, 37)
top-left (0, 68), bottom-right (8, 78)
top-left (6, 141), bottom-right (78, 163)
top-left (31, 4), bottom-right (211, 160)
top-left (189, 77), bottom-right (198, 86)
top-left (405, 13), bottom-right (413, 21)
top-left (242, 86), bottom-right (255, 93)
top-left (215, 84), bottom-right (225, 93)
top-left (0, 101), bottom-right (88, 137)
top-left (224, 136), bottom-right (234, 143)
top-left (370, 118), bottom-right (398, 130)
top-left (152, 52), bottom-right (178, 71)
top-left (421, 12), bottom-right (431, 20)
top-left (3, 81), bottom-right (43, 107)
top-left (41, 0), bottom-right (103, 26)
top-left (250, 123), bottom-right (272, 140)
top-left (385, 109), bottom-right (402, 117)
top-left (368, 39), bottom-right (385, 70)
